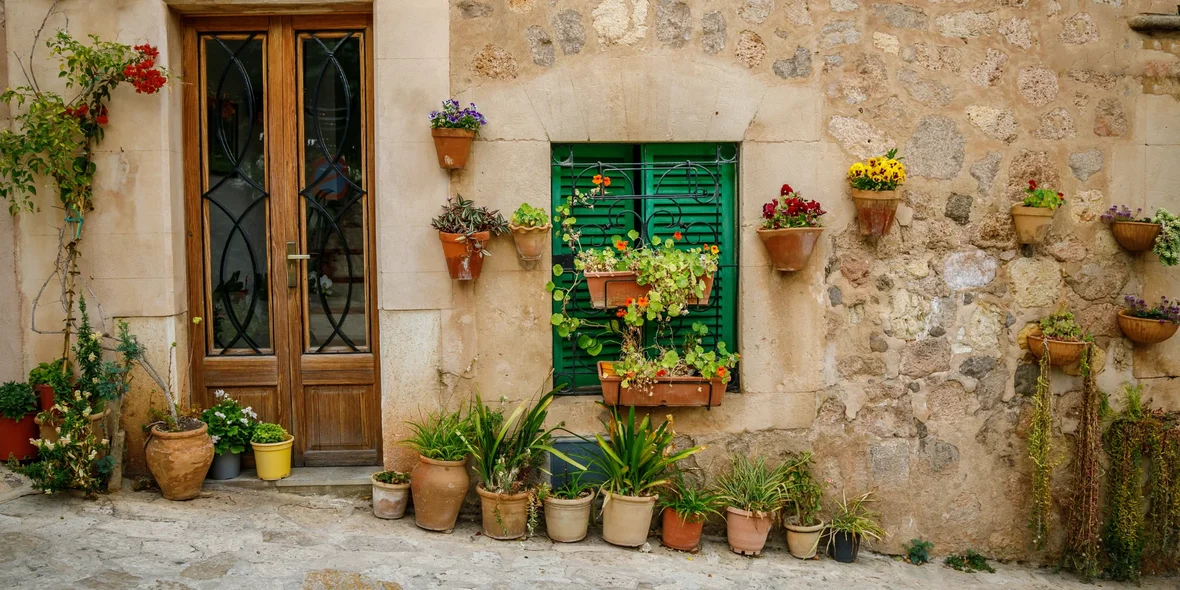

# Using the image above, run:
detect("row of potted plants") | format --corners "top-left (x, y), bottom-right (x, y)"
top-left (1028, 297), bottom-right (1180, 368)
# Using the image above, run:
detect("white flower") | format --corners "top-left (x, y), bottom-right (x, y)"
top-left (240, 417), bottom-right (248, 424)
top-left (100, 438), bottom-right (108, 446)
top-left (73, 390), bottom-right (82, 401)
top-left (60, 434), bottom-right (71, 445)
top-left (214, 411), bottom-right (226, 420)
top-left (244, 407), bottom-right (257, 419)
top-left (82, 407), bottom-right (91, 417)
top-left (92, 377), bottom-right (99, 384)
top-left (214, 389), bottom-right (228, 399)
top-left (210, 435), bottom-right (220, 443)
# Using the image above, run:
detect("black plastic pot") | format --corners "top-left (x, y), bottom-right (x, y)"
top-left (830, 530), bottom-right (860, 563)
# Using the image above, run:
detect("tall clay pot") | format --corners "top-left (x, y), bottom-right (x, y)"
top-left (1111, 221), bottom-right (1162, 252)
top-left (601, 492), bottom-right (656, 547)
top-left (477, 486), bottom-right (531, 540)
top-left (410, 455), bottom-right (469, 532)
top-left (145, 422), bottom-right (214, 501)
top-left (756, 227), bottom-right (824, 271)
top-left (1011, 204), bottom-right (1055, 245)
top-left (431, 128), bottom-right (475, 169)
top-left (1118, 311), bottom-right (1179, 345)
top-left (785, 522), bottom-right (825, 559)
top-left (725, 506), bottom-right (772, 556)
top-left (1027, 333), bottom-right (1087, 367)
top-left (851, 189), bottom-right (900, 237)
top-left (0, 413), bottom-right (39, 462)
top-left (543, 493), bottom-right (593, 542)
top-left (438, 231), bottom-right (490, 281)
top-left (661, 509), bottom-right (705, 552)
top-left (372, 475), bottom-right (411, 520)
top-left (509, 223), bottom-right (550, 262)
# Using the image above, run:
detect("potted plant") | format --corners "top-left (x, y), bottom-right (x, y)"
top-left (782, 452), bottom-right (825, 560)
top-left (597, 322), bottom-right (738, 407)
top-left (371, 470), bottom-right (411, 520)
top-left (460, 388), bottom-right (584, 540)
top-left (250, 422), bottom-right (293, 481)
top-left (0, 382), bottom-right (39, 462)
top-left (578, 232), bottom-right (718, 310)
top-left (659, 474), bottom-right (722, 552)
top-left (431, 195), bottom-right (509, 281)
top-left (429, 99), bottom-right (485, 169)
top-left (509, 203), bottom-right (551, 262)
top-left (1103, 205), bottom-right (1162, 252)
top-left (200, 389), bottom-right (257, 480)
top-left (1151, 208), bottom-right (1180, 266)
top-left (1118, 295), bottom-right (1179, 345)
top-left (593, 405), bottom-right (704, 547)
top-left (1011, 180), bottom-right (1064, 245)
top-left (757, 184), bottom-right (826, 271)
top-left (828, 491), bottom-right (887, 563)
top-left (716, 455), bottom-right (791, 556)
top-left (539, 471), bottom-right (596, 543)
top-left (1027, 308), bottom-right (1089, 367)
top-left (145, 407), bottom-right (215, 500)
top-left (402, 409), bottom-right (470, 532)
top-left (28, 360), bottom-right (68, 413)
top-left (847, 149), bottom-right (906, 237)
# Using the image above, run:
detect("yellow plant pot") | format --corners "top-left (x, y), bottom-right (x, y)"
top-left (251, 435), bottom-right (294, 481)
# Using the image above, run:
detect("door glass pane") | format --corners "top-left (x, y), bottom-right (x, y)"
top-left (203, 35), bottom-right (271, 354)
top-left (299, 33), bottom-right (368, 352)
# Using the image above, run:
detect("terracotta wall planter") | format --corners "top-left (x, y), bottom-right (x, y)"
top-left (661, 509), bottom-right (705, 552)
top-left (509, 224), bottom-right (550, 262)
top-left (1011, 204), bottom-right (1055, 245)
top-left (598, 362), bottom-right (726, 407)
top-left (438, 231), bottom-right (490, 280)
top-left (601, 492), bottom-right (656, 547)
top-left (372, 476), bottom-right (411, 520)
top-left (410, 455), bottom-right (469, 533)
top-left (145, 423), bottom-right (214, 501)
top-left (851, 189), bottom-right (899, 237)
top-left (785, 522), bottom-right (825, 559)
top-left (431, 128), bottom-right (474, 169)
top-left (757, 227), bottom-right (824, 271)
top-left (0, 413), bottom-right (39, 462)
top-left (1111, 221), bottom-right (1161, 252)
top-left (585, 271), bottom-right (713, 309)
top-left (725, 507), bottom-right (773, 556)
top-left (1118, 311), bottom-right (1179, 344)
top-left (476, 486), bottom-right (531, 540)
top-left (544, 493), bottom-right (593, 542)
top-left (1027, 333), bottom-right (1087, 367)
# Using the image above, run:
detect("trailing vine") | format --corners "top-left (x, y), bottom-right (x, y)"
top-left (1103, 385), bottom-right (1149, 582)
top-left (1062, 345), bottom-right (1102, 581)
top-left (1144, 413), bottom-right (1180, 574)
top-left (1028, 338), bottom-right (1055, 550)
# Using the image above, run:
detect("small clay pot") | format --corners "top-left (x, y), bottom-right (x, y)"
top-left (372, 475), bottom-right (411, 520)
top-left (477, 486), bottom-right (531, 540)
top-left (438, 231), bottom-right (491, 281)
top-left (1027, 333), bottom-right (1088, 367)
top-left (756, 227), bottom-right (824, 271)
top-left (410, 455), bottom-right (469, 532)
top-left (661, 509), bottom-right (705, 552)
top-left (830, 530), bottom-right (861, 563)
top-left (1111, 221), bottom-right (1162, 252)
top-left (431, 128), bottom-right (475, 169)
top-left (851, 189), bottom-right (900, 237)
top-left (601, 492), bottom-right (656, 547)
top-left (509, 223), bottom-right (550, 262)
top-left (725, 506), bottom-right (773, 556)
top-left (785, 522), bottom-right (825, 559)
top-left (543, 493), bottom-right (593, 543)
top-left (1011, 204), bottom-right (1055, 245)
top-left (1118, 310), bottom-right (1179, 345)
top-left (34, 384), bottom-right (55, 413)
top-left (145, 422), bottom-right (214, 501)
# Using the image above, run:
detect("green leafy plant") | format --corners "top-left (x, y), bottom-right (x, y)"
top-left (1038, 307), bottom-right (1084, 341)
top-left (659, 474), bottom-right (723, 522)
top-left (430, 194), bottom-right (508, 236)
top-left (510, 203), bottom-right (550, 228)
top-left (715, 455), bottom-right (791, 516)
top-left (944, 550), bottom-right (995, 573)
top-left (373, 470), bottom-right (410, 485)
top-left (538, 470), bottom-right (596, 501)
top-left (828, 491), bottom-right (886, 545)
top-left (28, 359), bottom-right (71, 405)
top-left (781, 452), bottom-right (824, 526)
top-left (0, 382), bottom-right (37, 421)
top-left (199, 390), bottom-right (257, 455)
top-left (251, 423), bottom-right (289, 445)
top-left (1021, 179), bottom-right (1065, 210)
top-left (1153, 208), bottom-right (1180, 266)
top-left (904, 538), bottom-right (934, 565)
top-left (401, 409), bottom-right (470, 462)
top-left (593, 404), bottom-right (703, 498)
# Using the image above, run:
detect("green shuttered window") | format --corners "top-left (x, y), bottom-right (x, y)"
top-left (550, 144), bottom-right (739, 394)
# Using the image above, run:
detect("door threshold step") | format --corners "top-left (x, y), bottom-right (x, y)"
top-left (205, 466), bottom-right (375, 497)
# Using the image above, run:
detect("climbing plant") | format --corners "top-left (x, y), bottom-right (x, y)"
top-left (1061, 346), bottom-right (1104, 581)
top-left (1028, 338), bottom-right (1056, 550)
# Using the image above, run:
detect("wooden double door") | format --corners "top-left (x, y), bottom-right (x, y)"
top-left (183, 14), bottom-right (380, 466)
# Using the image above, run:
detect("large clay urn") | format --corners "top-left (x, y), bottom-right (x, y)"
top-left (145, 422), bottom-right (214, 501)
top-left (410, 455), bottom-right (469, 532)
top-left (756, 227), bottom-right (824, 271)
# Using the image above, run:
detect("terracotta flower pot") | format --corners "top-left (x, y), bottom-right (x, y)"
top-left (477, 485), bottom-right (531, 540)
top-left (1027, 333), bottom-right (1088, 367)
top-left (785, 522), bottom-right (825, 559)
top-left (1118, 310), bottom-right (1179, 345)
top-left (0, 413), bottom-right (39, 462)
top-left (34, 384), bottom-right (55, 413)
top-left (1111, 221), bottom-right (1162, 252)
top-left (543, 493), bottom-right (593, 543)
top-left (757, 227), bottom-right (824, 271)
top-left (509, 223), bottom-right (550, 262)
top-left (145, 422), bottom-right (214, 501)
top-left (1011, 204), bottom-right (1055, 245)
top-left (830, 530), bottom-right (861, 563)
top-left (584, 271), bottom-right (713, 309)
top-left (36, 407), bottom-right (109, 448)
top-left (438, 231), bottom-right (491, 281)
top-left (410, 455), bottom-right (469, 532)
top-left (431, 128), bottom-right (475, 169)
top-left (851, 189), bottom-right (900, 237)
top-left (597, 361), bottom-right (726, 407)
top-left (661, 509), bottom-right (705, 552)
top-left (725, 506), bottom-right (773, 556)
top-left (372, 475), bottom-right (411, 520)
top-left (601, 492), bottom-right (656, 547)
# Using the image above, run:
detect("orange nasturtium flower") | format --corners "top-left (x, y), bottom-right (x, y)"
top-left (603, 176), bottom-right (612, 187)
top-left (593, 174), bottom-right (612, 186)
top-left (673, 231), bottom-right (683, 241)
top-left (625, 297), bottom-right (635, 306)
top-left (615, 240), bottom-right (627, 251)
top-left (710, 245), bottom-right (719, 255)
top-left (717, 366), bottom-right (727, 378)
top-left (637, 297), bottom-right (648, 307)
top-left (616, 308), bottom-right (626, 317)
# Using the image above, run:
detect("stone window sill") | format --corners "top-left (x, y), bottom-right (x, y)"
top-left (1130, 14), bottom-right (1180, 32)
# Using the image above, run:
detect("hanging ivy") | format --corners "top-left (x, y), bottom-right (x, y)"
top-left (1062, 345), bottom-right (1103, 580)
top-left (1144, 414), bottom-right (1180, 574)
top-left (1028, 339), bottom-right (1055, 550)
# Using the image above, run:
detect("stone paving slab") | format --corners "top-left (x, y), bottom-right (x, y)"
top-left (1, 486), bottom-right (1176, 590)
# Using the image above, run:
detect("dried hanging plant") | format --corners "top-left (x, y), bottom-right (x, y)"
top-left (1028, 339), bottom-right (1056, 550)
top-left (1062, 344), bottom-right (1102, 580)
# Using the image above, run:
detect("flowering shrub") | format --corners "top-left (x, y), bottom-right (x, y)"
top-left (510, 203), bottom-right (549, 228)
top-left (761, 184), bottom-right (825, 229)
top-left (428, 99), bottom-right (486, 133)
top-left (847, 149), bottom-right (906, 191)
top-left (1152, 208), bottom-right (1180, 266)
top-left (200, 390), bottom-right (257, 455)
top-left (252, 422), bottom-right (289, 444)
top-left (1022, 180), bottom-right (1065, 210)
top-left (612, 322), bottom-right (739, 386)
top-left (1123, 295), bottom-right (1180, 324)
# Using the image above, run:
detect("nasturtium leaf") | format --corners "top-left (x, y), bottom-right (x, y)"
top-left (553, 289), bottom-right (565, 301)
top-left (627, 229), bottom-right (639, 240)
top-left (577, 334), bottom-right (592, 348)
top-left (587, 342), bottom-right (603, 356)
top-left (552, 264), bottom-right (564, 277)
top-left (550, 313), bottom-right (564, 326)
top-left (545, 281), bottom-right (556, 293)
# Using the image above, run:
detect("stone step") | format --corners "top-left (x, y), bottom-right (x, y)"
top-left (204, 466), bottom-right (374, 498)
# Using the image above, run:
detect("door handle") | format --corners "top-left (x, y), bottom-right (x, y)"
top-left (286, 241), bottom-right (309, 288)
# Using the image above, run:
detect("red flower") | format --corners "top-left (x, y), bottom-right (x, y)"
top-left (673, 231), bottom-right (683, 241)
top-left (717, 367), bottom-right (727, 378)
top-left (1028, 179), bottom-right (1037, 190)
top-left (656, 369), bottom-right (667, 377)
top-left (625, 297), bottom-right (635, 306)
top-left (780, 184), bottom-right (794, 196)
top-left (1057, 192), bottom-right (1063, 198)
top-left (96, 114), bottom-right (108, 125)
top-left (76, 103), bottom-right (89, 116)
top-left (762, 202), bottom-right (776, 219)
top-left (637, 297), bottom-right (648, 307)
top-left (614, 240), bottom-right (627, 252)
top-left (616, 308), bottom-right (626, 317)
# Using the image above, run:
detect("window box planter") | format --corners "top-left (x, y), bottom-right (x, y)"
top-left (1011, 204), bottom-right (1055, 245)
top-left (756, 227), bottom-right (824, 271)
top-left (438, 231), bottom-right (490, 281)
top-left (597, 361), bottom-right (726, 407)
top-left (851, 189), bottom-right (900, 237)
top-left (1117, 310), bottom-right (1178, 344)
top-left (1027, 332), bottom-right (1087, 367)
top-left (1111, 220), bottom-right (1162, 252)
top-left (508, 223), bottom-right (550, 262)
top-left (431, 128), bottom-right (474, 169)
top-left (584, 272), bottom-right (713, 309)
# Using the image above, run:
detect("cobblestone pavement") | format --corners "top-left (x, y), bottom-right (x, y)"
top-left (1, 487), bottom-right (1176, 590)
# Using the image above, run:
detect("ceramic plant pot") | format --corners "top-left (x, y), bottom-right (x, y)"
top-left (584, 272), bottom-right (713, 309)
top-left (431, 128), bottom-right (475, 169)
top-left (598, 361), bottom-right (726, 407)
top-left (145, 422), bottom-right (214, 501)
top-left (1027, 333), bottom-right (1088, 367)
top-left (830, 530), bottom-right (861, 563)
top-left (602, 492), bottom-right (656, 547)
top-left (372, 476), bottom-right (411, 520)
top-left (34, 384), bottom-right (55, 412)
top-left (785, 522), bottom-right (825, 559)
top-left (251, 435), bottom-right (294, 481)
top-left (438, 231), bottom-right (490, 281)
top-left (206, 452), bottom-right (241, 480)
top-left (661, 509), bottom-right (706, 552)
top-left (1010, 204), bottom-right (1055, 245)
top-left (725, 507), bottom-right (773, 556)
top-left (410, 455), bottom-right (470, 532)
top-left (477, 486), bottom-right (531, 540)
top-left (543, 493), bottom-right (593, 543)
top-left (851, 189), bottom-right (900, 237)
top-left (1111, 221), bottom-right (1162, 252)
top-left (1118, 311), bottom-right (1179, 345)
top-left (756, 227), bottom-right (824, 271)
top-left (509, 223), bottom-right (550, 262)
top-left (0, 413), bottom-right (39, 462)
top-left (36, 407), bottom-right (109, 449)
